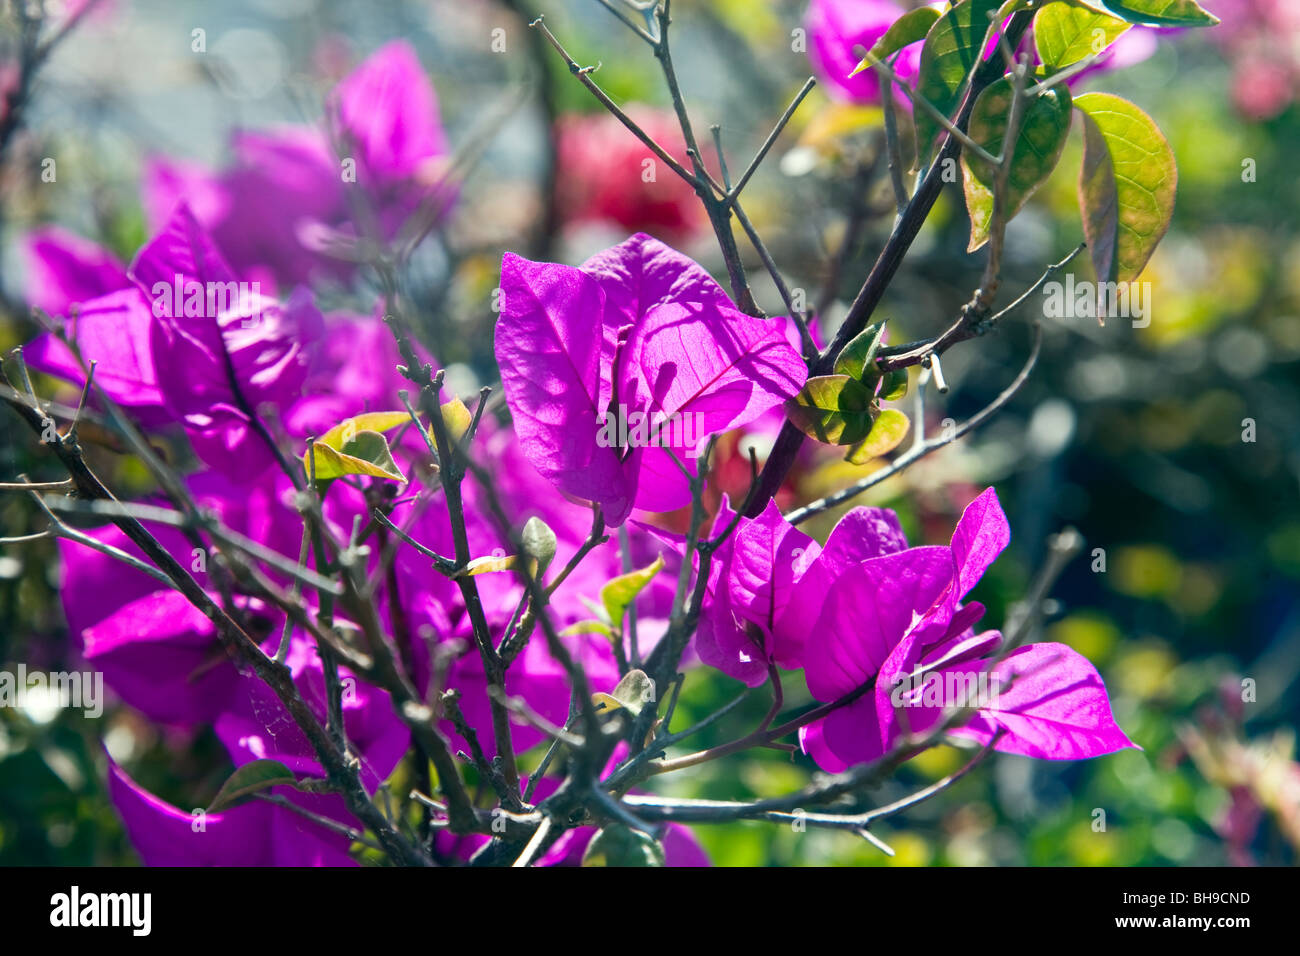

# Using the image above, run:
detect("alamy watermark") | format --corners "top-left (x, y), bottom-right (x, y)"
top-left (596, 404), bottom-right (706, 457)
top-left (0, 664), bottom-right (104, 718)
top-left (890, 668), bottom-right (1004, 709)
top-left (149, 273), bottom-right (265, 325)
top-left (1042, 273), bottom-right (1152, 327)
top-left (50, 886), bottom-right (151, 936)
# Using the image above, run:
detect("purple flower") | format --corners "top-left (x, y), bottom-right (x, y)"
top-left (144, 130), bottom-right (346, 290)
top-left (20, 226), bottom-right (127, 317)
top-left (92, 586), bottom-right (408, 864)
top-left (23, 287), bottom-right (169, 424)
top-left (282, 307), bottom-right (435, 440)
top-left (806, 0), bottom-right (923, 104)
top-left (328, 40), bottom-right (450, 188)
top-left (874, 639), bottom-right (1137, 760)
top-left (56, 470), bottom-right (301, 646)
top-left (695, 496), bottom-right (820, 686)
top-left (129, 204), bottom-right (324, 478)
top-left (108, 759), bottom-right (357, 867)
top-left (142, 41), bottom-right (450, 289)
top-left (82, 590), bottom-right (245, 726)
top-left (57, 517), bottom-right (217, 644)
top-left (692, 496), bottom-right (907, 685)
top-left (799, 488), bottom-right (1137, 769)
top-left (494, 233), bottom-right (807, 526)
top-left (17, 228), bottom-right (175, 424)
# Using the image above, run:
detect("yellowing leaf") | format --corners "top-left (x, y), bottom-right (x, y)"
top-left (560, 619), bottom-right (615, 639)
top-left (860, 408), bottom-right (911, 457)
top-left (1075, 92), bottom-right (1177, 286)
top-left (315, 411), bottom-right (410, 451)
top-left (306, 432), bottom-right (405, 482)
top-left (304, 412), bottom-right (410, 482)
top-left (437, 397), bottom-right (473, 446)
top-left (601, 556), bottom-right (665, 631)
top-left (460, 553), bottom-right (518, 576)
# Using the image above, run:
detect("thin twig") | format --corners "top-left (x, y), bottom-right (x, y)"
top-left (727, 77), bottom-right (816, 202)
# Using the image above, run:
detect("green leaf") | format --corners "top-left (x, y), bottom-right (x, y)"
top-left (784, 375), bottom-right (878, 445)
top-left (1099, 0), bottom-right (1219, 27)
top-left (850, 6), bottom-right (942, 77)
top-left (1074, 92), bottom-right (1177, 285)
top-left (521, 516), bottom-right (557, 578)
top-left (591, 668), bottom-right (657, 717)
top-left (581, 824), bottom-right (666, 867)
top-left (859, 408), bottom-right (911, 458)
top-left (1034, 2), bottom-right (1131, 70)
top-left (879, 369), bottom-right (909, 402)
top-left (962, 78), bottom-right (1073, 251)
top-left (913, 0), bottom-right (1008, 166)
top-left (601, 555), bottom-right (664, 631)
top-left (833, 323), bottom-right (886, 382)
top-left (208, 759), bottom-right (296, 812)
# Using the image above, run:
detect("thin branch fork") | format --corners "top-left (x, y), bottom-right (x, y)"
top-left (874, 242), bottom-right (1084, 373)
top-left (418, 372), bottom-right (522, 797)
top-left (649, 0), bottom-right (761, 315)
top-left (528, 16), bottom-right (701, 191)
top-left (859, 50), bottom-right (1000, 168)
top-left (624, 670), bottom-right (877, 784)
top-left (725, 76), bottom-right (817, 205)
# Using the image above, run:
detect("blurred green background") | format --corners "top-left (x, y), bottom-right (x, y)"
top-left (0, 0), bottom-right (1296, 865)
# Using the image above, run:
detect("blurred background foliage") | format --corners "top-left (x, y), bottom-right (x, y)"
top-left (0, 0), bottom-right (1296, 865)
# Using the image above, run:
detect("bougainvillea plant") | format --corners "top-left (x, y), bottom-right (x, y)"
top-left (0, 0), bottom-right (1220, 866)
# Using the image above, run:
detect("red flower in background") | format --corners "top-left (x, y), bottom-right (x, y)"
top-left (555, 107), bottom-right (705, 242)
